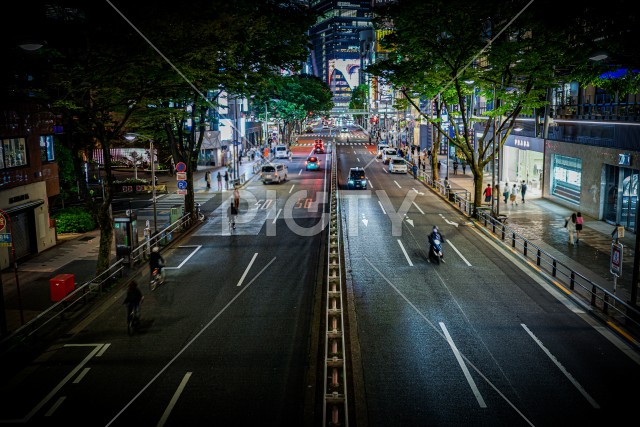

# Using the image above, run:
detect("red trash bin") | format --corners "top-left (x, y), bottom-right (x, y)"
top-left (50, 274), bottom-right (75, 302)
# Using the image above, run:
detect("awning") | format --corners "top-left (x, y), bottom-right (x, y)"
top-left (2, 199), bottom-right (45, 215)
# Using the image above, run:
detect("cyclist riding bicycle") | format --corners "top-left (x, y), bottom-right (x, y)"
top-left (123, 280), bottom-right (143, 318)
top-left (149, 246), bottom-right (165, 278)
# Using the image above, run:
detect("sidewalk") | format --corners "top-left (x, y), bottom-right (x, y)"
top-left (0, 155), bottom-right (262, 336)
top-left (431, 153), bottom-right (637, 307)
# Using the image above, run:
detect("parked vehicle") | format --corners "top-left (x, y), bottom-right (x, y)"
top-left (274, 145), bottom-right (288, 159)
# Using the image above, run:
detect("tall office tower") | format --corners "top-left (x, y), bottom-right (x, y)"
top-left (308, 1), bottom-right (374, 110)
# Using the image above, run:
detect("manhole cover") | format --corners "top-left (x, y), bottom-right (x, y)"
top-left (79, 236), bottom-right (94, 242)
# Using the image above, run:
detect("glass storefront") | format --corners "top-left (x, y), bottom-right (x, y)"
top-left (603, 164), bottom-right (638, 232)
top-left (551, 154), bottom-right (582, 204)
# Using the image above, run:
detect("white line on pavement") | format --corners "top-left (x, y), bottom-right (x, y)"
top-left (447, 241), bottom-right (471, 266)
top-left (521, 323), bottom-right (600, 408)
top-left (397, 239), bottom-right (413, 266)
top-left (164, 245), bottom-right (202, 270)
top-left (412, 201), bottom-right (425, 215)
top-left (157, 372), bottom-right (192, 427)
top-left (440, 322), bottom-right (487, 408)
top-left (237, 252), bottom-right (259, 287)
top-left (394, 180), bottom-right (401, 188)
top-left (272, 208), bottom-right (282, 224)
top-left (289, 184), bottom-right (295, 193)
top-left (378, 200), bottom-right (386, 214)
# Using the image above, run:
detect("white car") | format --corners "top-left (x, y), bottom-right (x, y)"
top-left (388, 157), bottom-right (408, 173)
top-left (382, 147), bottom-right (398, 164)
top-left (260, 163), bottom-right (288, 184)
top-left (274, 145), bottom-right (288, 159)
top-left (376, 143), bottom-right (389, 158)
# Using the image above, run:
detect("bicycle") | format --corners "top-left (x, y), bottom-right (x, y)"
top-left (229, 205), bottom-right (238, 233)
top-left (127, 302), bottom-right (142, 336)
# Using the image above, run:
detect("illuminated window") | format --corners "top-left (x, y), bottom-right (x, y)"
top-left (1, 137), bottom-right (28, 169)
top-left (40, 135), bottom-right (55, 162)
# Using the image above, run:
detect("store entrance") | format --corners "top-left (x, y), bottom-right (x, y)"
top-left (603, 164), bottom-right (638, 232)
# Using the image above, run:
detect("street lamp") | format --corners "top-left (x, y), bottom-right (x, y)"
top-left (125, 133), bottom-right (157, 233)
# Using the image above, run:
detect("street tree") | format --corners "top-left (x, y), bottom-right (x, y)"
top-left (129, 0), bottom-right (316, 220)
top-left (369, 0), bottom-right (615, 209)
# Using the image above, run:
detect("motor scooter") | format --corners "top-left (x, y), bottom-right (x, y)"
top-left (428, 237), bottom-right (444, 264)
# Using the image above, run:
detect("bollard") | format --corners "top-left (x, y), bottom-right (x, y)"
top-left (511, 232), bottom-right (516, 248)
top-left (536, 249), bottom-right (541, 266)
top-left (603, 293), bottom-right (609, 314)
top-left (501, 224), bottom-right (506, 240)
top-left (552, 259), bottom-right (557, 277)
top-left (591, 285), bottom-right (597, 306)
top-left (524, 241), bottom-right (528, 257)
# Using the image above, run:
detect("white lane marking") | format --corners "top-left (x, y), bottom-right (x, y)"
top-left (397, 239), bottom-right (414, 266)
top-left (96, 343), bottom-right (110, 357)
top-left (164, 245), bottom-right (202, 270)
top-left (368, 179), bottom-right (374, 189)
top-left (521, 323), bottom-right (600, 408)
top-left (412, 201), bottom-right (425, 215)
top-left (106, 257), bottom-right (277, 427)
top-left (44, 396), bottom-right (66, 417)
top-left (411, 187), bottom-right (425, 195)
top-left (378, 200), bottom-right (387, 215)
top-left (394, 180), bottom-right (401, 188)
top-left (15, 344), bottom-right (105, 423)
top-left (157, 372), bottom-right (192, 427)
top-left (237, 252), bottom-right (259, 287)
top-left (289, 184), bottom-right (295, 193)
top-left (73, 368), bottom-right (91, 384)
top-left (298, 169), bottom-right (303, 175)
top-left (447, 241), bottom-right (471, 266)
top-left (364, 259), bottom-right (535, 426)
top-left (357, 157), bottom-right (360, 162)
top-left (272, 208), bottom-right (282, 224)
top-left (440, 322), bottom-right (487, 408)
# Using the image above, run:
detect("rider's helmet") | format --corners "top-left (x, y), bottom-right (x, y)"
top-left (433, 226), bottom-right (438, 232)
top-left (152, 246), bottom-right (159, 253)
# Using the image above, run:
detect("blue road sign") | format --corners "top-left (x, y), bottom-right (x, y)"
top-left (177, 180), bottom-right (188, 190)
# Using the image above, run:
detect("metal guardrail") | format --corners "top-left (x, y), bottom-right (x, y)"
top-left (0, 259), bottom-right (125, 357)
top-left (1, 213), bottom-right (199, 359)
top-left (420, 174), bottom-right (640, 339)
top-left (323, 147), bottom-right (349, 426)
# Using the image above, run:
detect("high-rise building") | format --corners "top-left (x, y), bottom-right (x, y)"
top-left (308, 1), bottom-right (374, 111)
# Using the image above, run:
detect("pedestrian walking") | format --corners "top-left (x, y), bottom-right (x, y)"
top-left (217, 171), bottom-right (222, 191)
top-left (565, 212), bottom-right (577, 245)
top-left (576, 211), bottom-right (584, 243)
top-left (453, 160), bottom-right (458, 175)
top-left (412, 163), bottom-right (418, 179)
top-left (482, 184), bottom-right (492, 204)
top-left (521, 180), bottom-right (528, 203)
top-left (205, 171), bottom-right (211, 189)
top-left (510, 184), bottom-right (518, 205)
top-left (461, 161), bottom-right (467, 175)
top-left (233, 186), bottom-right (240, 209)
top-left (224, 170), bottom-right (229, 190)
top-left (503, 185), bottom-right (510, 204)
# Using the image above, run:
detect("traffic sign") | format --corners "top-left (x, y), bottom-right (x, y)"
top-left (177, 189), bottom-right (187, 195)
top-left (176, 172), bottom-right (186, 180)
top-left (176, 162), bottom-right (187, 172)
top-left (177, 180), bottom-right (188, 190)
top-left (610, 242), bottom-right (623, 276)
top-left (0, 214), bottom-right (5, 232)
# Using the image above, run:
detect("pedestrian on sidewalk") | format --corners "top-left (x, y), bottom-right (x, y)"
top-left (521, 180), bottom-right (528, 203)
top-left (453, 160), bottom-right (458, 175)
top-left (412, 163), bottom-right (418, 179)
top-left (217, 171), bottom-right (222, 191)
top-left (233, 185), bottom-right (240, 209)
top-left (510, 184), bottom-right (518, 205)
top-left (565, 212), bottom-right (577, 245)
top-left (224, 170), bottom-right (229, 190)
top-left (503, 185), bottom-right (510, 204)
top-left (205, 171), bottom-right (211, 189)
top-left (482, 184), bottom-right (492, 204)
top-left (461, 161), bottom-right (467, 175)
top-left (576, 212), bottom-right (584, 243)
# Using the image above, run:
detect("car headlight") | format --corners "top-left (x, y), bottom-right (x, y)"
top-left (348, 179), bottom-right (354, 184)
top-left (361, 179), bottom-right (367, 184)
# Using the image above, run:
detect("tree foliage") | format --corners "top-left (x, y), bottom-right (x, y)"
top-left (368, 0), bottom-right (624, 208)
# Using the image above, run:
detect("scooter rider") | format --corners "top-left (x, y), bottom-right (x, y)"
top-left (428, 225), bottom-right (445, 262)
top-left (149, 246), bottom-right (165, 279)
